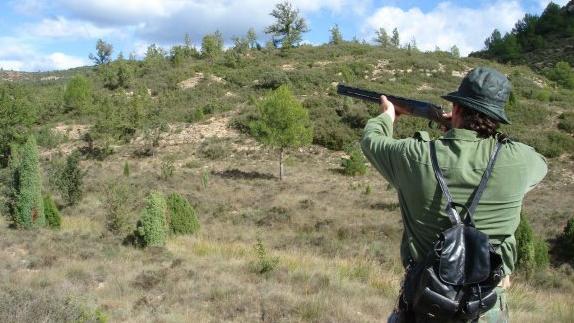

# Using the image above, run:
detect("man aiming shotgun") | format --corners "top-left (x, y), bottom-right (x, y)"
top-left (354, 67), bottom-right (547, 322)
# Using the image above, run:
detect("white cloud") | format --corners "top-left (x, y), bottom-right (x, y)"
top-left (58, 0), bottom-right (178, 25)
top-left (44, 52), bottom-right (86, 70)
top-left (364, 1), bottom-right (526, 56)
top-left (0, 60), bottom-right (25, 71)
top-left (52, 0), bottom-right (359, 43)
top-left (27, 16), bottom-right (117, 39)
top-left (538, 0), bottom-right (569, 9)
top-left (10, 0), bottom-right (46, 15)
top-left (0, 37), bottom-right (87, 72)
top-left (0, 53), bottom-right (87, 72)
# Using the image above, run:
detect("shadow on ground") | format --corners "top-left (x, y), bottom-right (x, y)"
top-left (211, 169), bottom-right (276, 180)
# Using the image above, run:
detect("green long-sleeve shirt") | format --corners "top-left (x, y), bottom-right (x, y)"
top-left (361, 114), bottom-right (547, 275)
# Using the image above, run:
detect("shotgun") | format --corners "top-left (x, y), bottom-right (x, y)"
top-left (337, 84), bottom-right (451, 128)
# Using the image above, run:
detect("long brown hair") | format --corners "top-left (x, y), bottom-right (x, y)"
top-left (459, 105), bottom-right (500, 138)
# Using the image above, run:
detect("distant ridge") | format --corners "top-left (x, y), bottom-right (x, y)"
top-left (470, 0), bottom-right (574, 70)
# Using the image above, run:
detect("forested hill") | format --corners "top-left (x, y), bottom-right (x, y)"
top-left (1, 39), bottom-right (573, 164)
top-left (471, 1), bottom-right (574, 70)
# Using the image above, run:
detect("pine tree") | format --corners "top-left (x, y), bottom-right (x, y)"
top-left (64, 75), bottom-right (92, 114)
top-left (329, 24), bottom-right (343, 45)
top-left (450, 45), bottom-right (460, 58)
top-left (12, 136), bottom-right (45, 229)
top-left (391, 28), bottom-right (400, 47)
top-left (515, 213), bottom-right (549, 276)
top-left (249, 86), bottom-right (312, 180)
top-left (265, 1), bottom-right (309, 49)
top-left (201, 31), bottom-right (224, 60)
top-left (89, 39), bottom-right (113, 65)
top-left (57, 152), bottom-right (84, 206)
top-left (374, 27), bottom-right (390, 48)
top-left (246, 28), bottom-right (258, 49)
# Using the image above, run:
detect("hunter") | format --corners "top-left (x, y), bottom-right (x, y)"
top-left (361, 67), bottom-right (547, 322)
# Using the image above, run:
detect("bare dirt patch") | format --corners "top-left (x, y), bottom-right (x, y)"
top-left (178, 73), bottom-right (225, 89)
top-left (52, 124), bottom-right (90, 140)
top-left (178, 73), bottom-right (204, 89)
top-left (417, 83), bottom-right (433, 91)
top-left (451, 66), bottom-right (472, 78)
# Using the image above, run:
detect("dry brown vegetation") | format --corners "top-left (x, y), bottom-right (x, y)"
top-left (1, 113), bottom-right (573, 322)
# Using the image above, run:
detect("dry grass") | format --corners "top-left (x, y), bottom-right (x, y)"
top-left (1, 117), bottom-right (573, 322)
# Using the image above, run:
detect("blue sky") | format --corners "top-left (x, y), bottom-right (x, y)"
top-left (0, 0), bottom-right (568, 72)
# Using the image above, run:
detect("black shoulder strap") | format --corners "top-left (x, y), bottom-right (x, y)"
top-left (466, 141), bottom-right (505, 225)
top-left (429, 141), bottom-right (462, 225)
top-left (430, 140), bottom-right (504, 227)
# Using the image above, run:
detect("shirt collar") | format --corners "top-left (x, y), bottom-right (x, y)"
top-left (441, 128), bottom-right (481, 141)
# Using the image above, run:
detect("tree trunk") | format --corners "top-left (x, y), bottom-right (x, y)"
top-left (279, 148), bottom-right (284, 181)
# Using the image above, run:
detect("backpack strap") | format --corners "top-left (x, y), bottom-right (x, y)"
top-left (466, 140), bottom-right (505, 226)
top-left (429, 140), bottom-right (505, 227)
top-left (430, 141), bottom-right (462, 225)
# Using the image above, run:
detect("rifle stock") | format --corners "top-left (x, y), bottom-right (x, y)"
top-left (337, 84), bottom-right (451, 128)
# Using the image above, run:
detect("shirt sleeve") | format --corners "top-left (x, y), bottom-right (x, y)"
top-left (522, 146), bottom-right (548, 193)
top-left (360, 113), bottom-right (408, 188)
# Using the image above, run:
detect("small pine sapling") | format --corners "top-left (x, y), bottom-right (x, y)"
top-left (123, 161), bottom-right (130, 177)
top-left (340, 145), bottom-right (367, 176)
top-left (43, 194), bottom-right (61, 229)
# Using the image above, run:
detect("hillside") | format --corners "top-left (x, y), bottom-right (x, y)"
top-left (471, 1), bottom-right (574, 70)
top-left (1, 42), bottom-right (574, 322)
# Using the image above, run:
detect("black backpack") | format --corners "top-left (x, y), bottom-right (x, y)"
top-left (398, 140), bottom-right (505, 322)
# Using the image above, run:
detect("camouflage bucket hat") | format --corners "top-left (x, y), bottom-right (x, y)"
top-left (442, 67), bottom-right (512, 124)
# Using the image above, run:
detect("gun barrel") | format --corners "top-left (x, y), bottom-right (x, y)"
top-left (337, 84), bottom-right (450, 128)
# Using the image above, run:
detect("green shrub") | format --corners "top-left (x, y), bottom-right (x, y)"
top-left (547, 132), bottom-right (574, 155)
top-left (197, 137), bottom-right (228, 160)
top-left (56, 152), bottom-right (84, 205)
top-left (186, 108), bottom-right (204, 123)
top-left (526, 131), bottom-right (574, 158)
top-left (0, 288), bottom-right (107, 323)
top-left (0, 83), bottom-right (37, 167)
top-left (123, 161), bottom-right (130, 177)
top-left (201, 169), bottom-right (209, 189)
top-left (534, 90), bottom-right (552, 102)
top-left (35, 127), bottom-right (67, 149)
top-left (260, 70), bottom-right (290, 89)
top-left (534, 238), bottom-right (550, 269)
top-left (340, 146), bottom-right (367, 176)
top-left (515, 213), bottom-right (548, 276)
top-left (160, 156), bottom-right (175, 180)
top-left (12, 136), bottom-right (45, 229)
top-left (558, 112), bottom-right (574, 134)
top-left (312, 117), bottom-right (358, 150)
top-left (64, 75), bottom-right (92, 113)
top-left (562, 217), bottom-right (574, 257)
top-left (166, 193), bottom-right (200, 235)
top-left (103, 181), bottom-right (135, 236)
top-left (43, 194), bottom-right (61, 229)
top-left (136, 192), bottom-right (168, 247)
top-left (251, 238), bottom-right (279, 274)
top-left (546, 61), bottom-right (574, 89)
